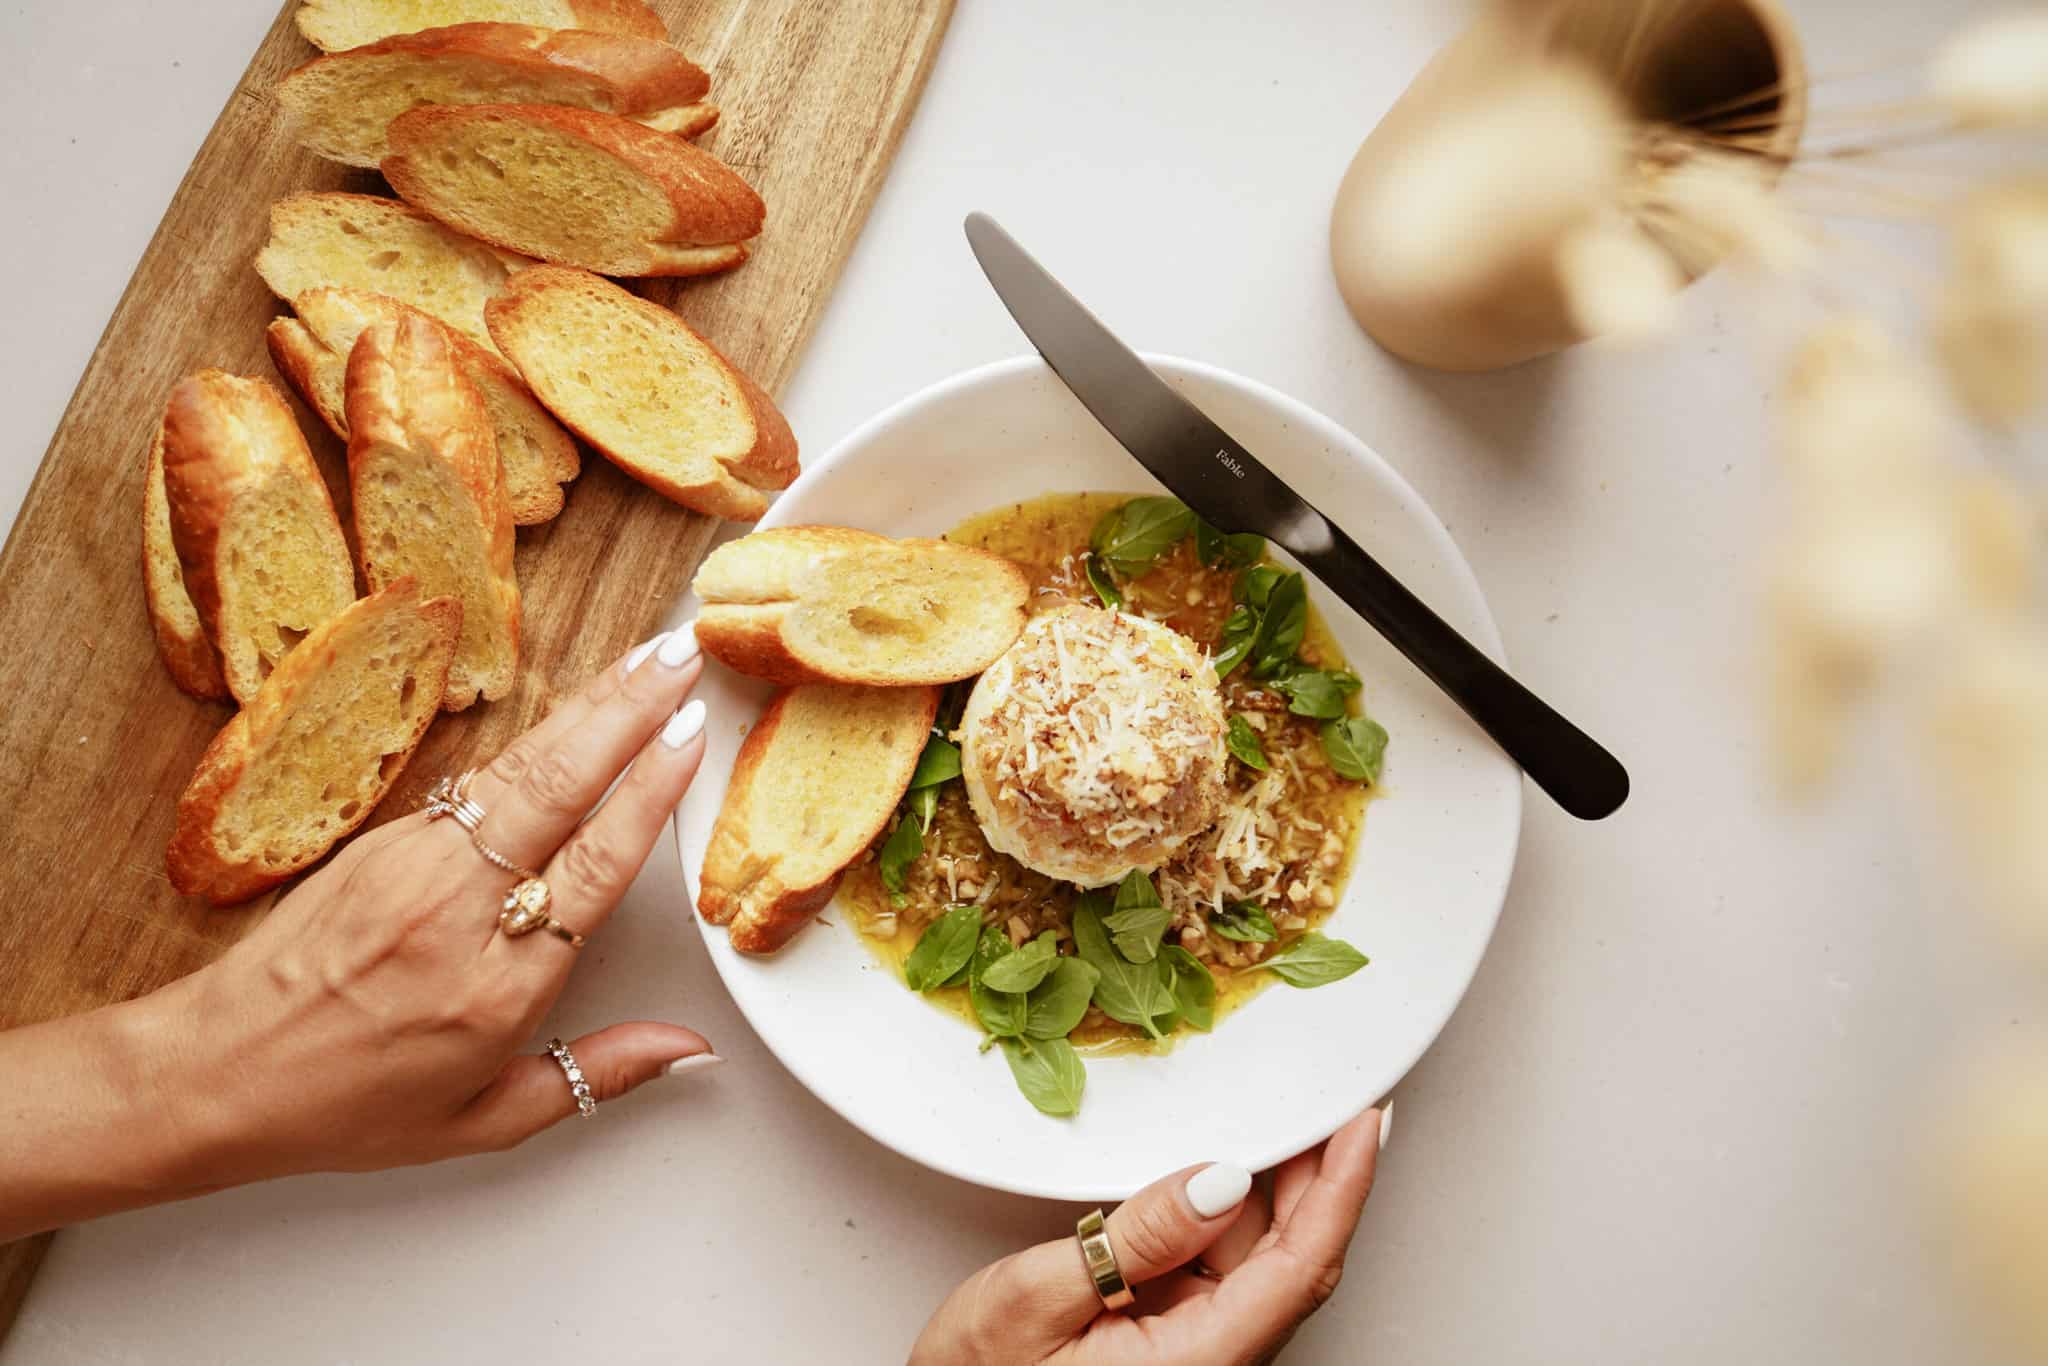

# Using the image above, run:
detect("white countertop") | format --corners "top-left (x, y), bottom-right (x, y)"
top-left (1, 2), bottom-right (2034, 1362)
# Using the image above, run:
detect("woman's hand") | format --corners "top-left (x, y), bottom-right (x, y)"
top-left (912, 1106), bottom-right (1387, 1366)
top-left (0, 627), bottom-right (714, 1239)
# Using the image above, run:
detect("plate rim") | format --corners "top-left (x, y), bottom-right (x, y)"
top-left (670, 351), bottom-right (1524, 1200)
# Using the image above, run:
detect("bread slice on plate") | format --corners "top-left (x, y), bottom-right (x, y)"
top-left (382, 104), bottom-right (762, 277)
top-left (346, 314), bottom-right (520, 709)
top-left (278, 23), bottom-right (716, 168)
top-left (296, 0), bottom-right (667, 52)
top-left (699, 683), bottom-right (941, 954)
top-left (142, 424), bottom-right (228, 701)
top-left (157, 371), bottom-right (359, 706)
top-left (256, 192), bottom-right (535, 356)
top-left (268, 287), bottom-right (579, 525)
top-left (485, 266), bottom-right (797, 518)
top-left (694, 526), bottom-right (1032, 686)
top-left (167, 578), bottom-right (461, 905)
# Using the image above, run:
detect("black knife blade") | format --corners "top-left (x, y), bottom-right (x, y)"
top-left (964, 212), bottom-right (1628, 820)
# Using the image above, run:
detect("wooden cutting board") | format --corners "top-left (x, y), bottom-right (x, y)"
top-left (0, 0), bottom-right (951, 1335)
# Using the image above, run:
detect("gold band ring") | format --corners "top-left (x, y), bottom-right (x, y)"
top-left (424, 774), bottom-right (584, 949)
top-left (1075, 1208), bottom-right (1134, 1311)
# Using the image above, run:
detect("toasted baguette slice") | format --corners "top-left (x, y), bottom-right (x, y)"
top-left (279, 24), bottom-right (714, 168)
top-left (296, 0), bottom-right (667, 51)
top-left (347, 315), bottom-right (521, 709)
top-left (158, 371), bottom-right (359, 705)
top-left (167, 579), bottom-right (460, 905)
top-left (256, 192), bottom-right (534, 356)
top-left (268, 287), bottom-right (579, 525)
top-left (694, 527), bottom-right (1032, 686)
top-left (383, 104), bottom-right (761, 277)
top-left (700, 683), bottom-right (941, 954)
top-left (142, 424), bottom-right (229, 701)
top-left (485, 266), bottom-right (796, 518)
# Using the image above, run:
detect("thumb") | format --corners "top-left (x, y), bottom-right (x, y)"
top-left (451, 1021), bottom-right (718, 1153)
top-left (999, 1161), bottom-right (1253, 1341)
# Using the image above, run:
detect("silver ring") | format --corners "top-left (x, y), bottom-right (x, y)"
top-left (545, 1038), bottom-right (596, 1118)
top-left (424, 771), bottom-right (540, 881)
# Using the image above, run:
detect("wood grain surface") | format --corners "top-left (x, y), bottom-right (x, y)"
top-left (0, 0), bottom-right (950, 1333)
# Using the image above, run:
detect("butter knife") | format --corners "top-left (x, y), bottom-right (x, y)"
top-left (964, 212), bottom-right (1628, 820)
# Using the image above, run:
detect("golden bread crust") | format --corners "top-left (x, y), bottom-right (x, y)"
top-left (381, 103), bottom-right (764, 276)
top-left (485, 266), bottom-right (797, 518)
top-left (158, 370), bottom-right (357, 705)
top-left (166, 580), bottom-right (461, 904)
top-left (278, 23), bottom-right (711, 168)
top-left (699, 683), bottom-right (941, 954)
top-left (345, 314), bottom-right (521, 708)
top-left (268, 286), bottom-right (578, 524)
top-left (142, 422), bottom-right (229, 700)
top-left (296, 0), bottom-right (668, 51)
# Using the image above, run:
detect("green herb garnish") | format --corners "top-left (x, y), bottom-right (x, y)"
top-left (877, 814), bottom-right (922, 905)
top-left (969, 926), bottom-right (1029, 1038)
top-left (903, 903), bottom-right (980, 991)
top-left (1073, 894), bottom-right (1176, 1039)
top-left (1256, 932), bottom-right (1370, 988)
top-left (1023, 958), bottom-right (1100, 1039)
top-left (1090, 496), bottom-right (1196, 576)
top-left (980, 930), bottom-right (1061, 993)
top-left (1102, 869), bottom-right (1171, 963)
top-left (1320, 715), bottom-right (1388, 783)
top-left (1249, 573), bottom-right (1307, 678)
top-left (1000, 1036), bottom-right (1086, 1117)
top-left (1082, 552), bottom-right (1123, 609)
top-left (1161, 946), bottom-right (1217, 1032)
top-left (1209, 900), bottom-right (1278, 943)
top-left (1225, 714), bottom-right (1269, 771)
top-left (1213, 604), bottom-right (1259, 678)
top-left (1273, 668), bottom-right (1361, 720)
top-left (1195, 520), bottom-right (1265, 570)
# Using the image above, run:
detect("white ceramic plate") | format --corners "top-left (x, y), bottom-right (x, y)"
top-left (672, 355), bottom-right (1521, 1201)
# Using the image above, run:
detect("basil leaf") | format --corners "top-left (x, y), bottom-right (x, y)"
top-left (1209, 900), bottom-right (1278, 943)
top-left (1000, 1036), bottom-right (1086, 1117)
top-left (1321, 715), bottom-right (1389, 784)
top-left (909, 783), bottom-right (940, 835)
top-left (1213, 604), bottom-right (1258, 678)
top-left (908, 732), bottom-right (961, 789)
top-left (878, 814), bottom-right (922, 902)
top-left (981, 931), bottom-right (1060, 993)
top-left (1161, 946), bottom-right (1216, 1032)
top-left (1103, 870), bottom-right (1170, 964)
top-left (1225, 714), bottom-right (1269, 771)
top-left (1196, 520), bottom-right (1265, 570)
top-left (1237, 564), bottom-right (1283, 610)
top-left (1090, 497), bottom-right (1196, 575)
top-left (1250, 573), bottom-right (1308, 678)
top-left (1257, 932), bottom-right (1370, 988)
top-left (1024, 958), bottom-right (1100, 1039)
top-left (969, 926), bottom-right (1028, 1037)
top-left (1273, 669), bottom-right (1361, 720)
top-left (1073, 898), bottom-right (1175, 1039)
top-left (903, 904), bottom-right (981, 991)
top-left (1083, 552), bottom-right (1123, 610)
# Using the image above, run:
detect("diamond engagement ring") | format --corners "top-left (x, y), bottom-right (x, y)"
top-left (544, 1038), bottom-right (596, 1118)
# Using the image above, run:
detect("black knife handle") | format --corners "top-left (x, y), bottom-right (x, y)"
top-left (1300, 521), bottom-right (1629, 821)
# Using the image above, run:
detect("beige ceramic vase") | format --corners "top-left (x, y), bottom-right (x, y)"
top-left (1330, 0), bottom-right (1806, 371)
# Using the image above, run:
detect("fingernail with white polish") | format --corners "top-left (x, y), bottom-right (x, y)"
top-left (1186, 1162), bottom-right (1253, 1218)
top-left (657, 621), bottom-right (699, 668)
top-left (662, 698), bottom-right (707, 750)
top-left (664, 1053), bottom-right (723, 1077)
top-left (625, 632), bottom-right (669, 674)
top-left (1378, 1101), bottom-right (1394, 1151)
